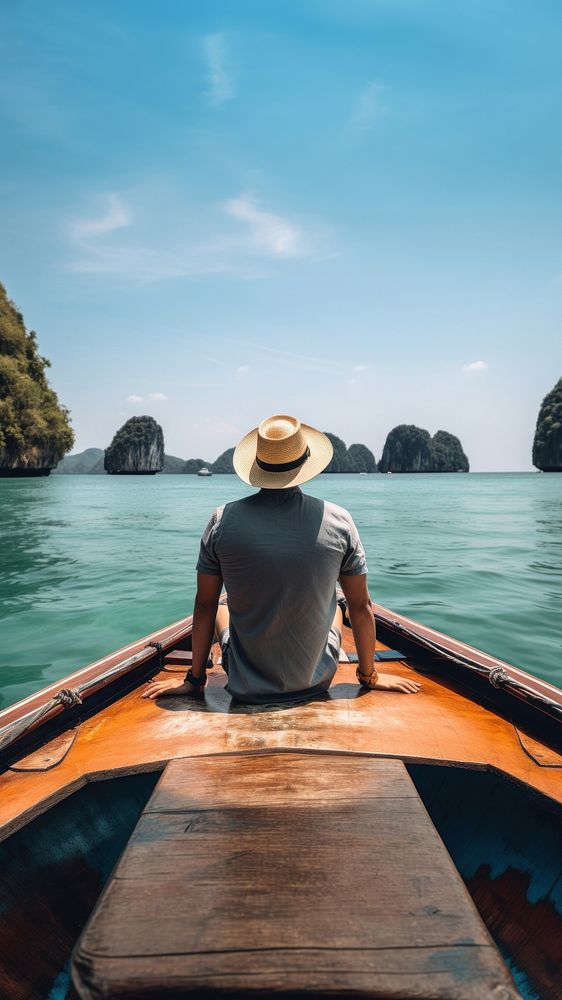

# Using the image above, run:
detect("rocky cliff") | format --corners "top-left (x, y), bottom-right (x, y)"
top-left (54, 448), bottom-right (186, 474)
top-left (430, 430), bottom-right (469, 473)
top-left (104, 417), bottom-right (164, 474)
top-left (211, 448), bottom-right (235, 474)
top-left (0, 281), bottom-right (74, 475)
top-left (323, 434), bottom-right (377, 473)
top-left (532, 378), bottom-right (562, 471)
top-left (378, 425), bottom-right (433, 473)
top-left (347, 442), bottom-right (378, 473)
top-left (379, 425), bottom-right (469, 473)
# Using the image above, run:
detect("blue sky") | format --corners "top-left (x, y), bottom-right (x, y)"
top-left (1, 0), bottom-right (561, 470)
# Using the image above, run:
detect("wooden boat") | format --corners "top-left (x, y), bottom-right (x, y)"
top-left (0, 603), bottom-right (561, 1000)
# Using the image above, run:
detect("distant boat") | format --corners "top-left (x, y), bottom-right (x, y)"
top-left (359, 472), bottom-right (367, 476)
top-left (197, 467), bottom-right (213, 477)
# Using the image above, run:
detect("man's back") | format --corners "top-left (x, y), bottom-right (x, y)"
top-left (197, 486), bottom-right (366, 702)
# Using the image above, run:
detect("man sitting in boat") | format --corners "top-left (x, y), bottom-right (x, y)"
top-left (144, 415), bottom-right (420, 703)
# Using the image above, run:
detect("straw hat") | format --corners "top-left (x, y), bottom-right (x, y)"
top-left (233, 414), bottom-right (333, 488)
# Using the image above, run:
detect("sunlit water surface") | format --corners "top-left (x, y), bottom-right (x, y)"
top-left (0, 473), bottom-right (560, 709)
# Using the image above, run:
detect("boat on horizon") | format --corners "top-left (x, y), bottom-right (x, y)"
top-left (197, 466), bottom-right (213, 477)
top-left (0, 603), bottom-right (560, 999)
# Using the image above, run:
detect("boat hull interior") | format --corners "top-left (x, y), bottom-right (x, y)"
top-left (0, 758), bottom-right (560, 1000)
top-left (1, 611), bottom-right (561, 999)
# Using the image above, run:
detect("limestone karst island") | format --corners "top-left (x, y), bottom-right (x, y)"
top-left (2, 279), bottom-right (561, 474)
top-left (55, 428), bottom-right (473, 475)
top-left (0, 282), bottom-right (73, 476)
top-left (378, 426), bottom-right (469, 474)
top-left (532, 377), bottom-right (562, 472)
top-left (104, 417), bottom-right (165, 475)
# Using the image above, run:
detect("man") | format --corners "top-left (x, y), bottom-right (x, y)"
top-left (144, 414), bottom-right (420, 703)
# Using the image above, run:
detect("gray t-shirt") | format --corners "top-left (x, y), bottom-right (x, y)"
top-left (196, 487), bottom-right (367, 704)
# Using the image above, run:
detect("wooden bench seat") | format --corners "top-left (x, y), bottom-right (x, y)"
top-left (163, 648), bottom-right (193, 665)
top-left (72, 752), bottom-right (519, 999)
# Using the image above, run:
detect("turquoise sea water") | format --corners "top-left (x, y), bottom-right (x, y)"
top-left (0, 473), bottom-right (561, 710)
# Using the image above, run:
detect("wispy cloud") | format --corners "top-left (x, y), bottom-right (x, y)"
top-left (249, 343), bottom-right (342, 376)
top-left (462, 360), bottom-right (488, 374)
top-left (353, 364), bottom-right (367, 372)
top-left (127, 394), bottom-right (143, 402)
top-left (349, 80), bottom-right (385, 132)
top-left (236, 365), bottom-right (251, 375)
top-left (202, 33), bottom-right (233, 107)
top-left (70, 193), bottom-right (131, 241)
top-left (201, 354), bottom-right (229, 367)
top-left (224, 194), bottom-right (302, 257)
top-left (149, 391), bottom-right (168, 400)
top-left (65, 188), bottom-right (323, 281)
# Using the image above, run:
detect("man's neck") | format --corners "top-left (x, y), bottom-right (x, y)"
top-left (259, 486), bottom-right (302, 495)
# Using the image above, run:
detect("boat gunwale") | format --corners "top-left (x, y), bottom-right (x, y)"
top-left (1, 603), bottom-right (561, 767)
top-left (372, 601), bottom-right (562, 707)
top-left (0, 614), bottom-right (194, 742)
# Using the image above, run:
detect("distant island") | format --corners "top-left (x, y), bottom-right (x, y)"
top-left (0, 281), bottom-right (73, 476)
top-left (55, 427), bottom-right (475, 475)
top-left (323, 434), bottom-right (377, 473)
top-left (53, 436), bottom-right (379, 475)
top-left (378, 425), bottom-right (469, 473)
top-left (533, 377), bottom-right (562, 471)
top-left (53, 446), bottom-right (236, 475)
top-left (104, 416), bottom-right (164, 475)
top-left (3, 270), bottom-right (558, 479)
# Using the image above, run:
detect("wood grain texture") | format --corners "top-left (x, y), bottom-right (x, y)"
top-left (9, 726), bottom-right (79, 771)
top-left (72, 753), bottom-right (519, 1000)
top-left (1, 629), bottom-right (562, 845)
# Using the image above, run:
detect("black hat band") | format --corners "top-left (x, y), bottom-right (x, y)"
top-left (256, 445), bottom-right (310, 473)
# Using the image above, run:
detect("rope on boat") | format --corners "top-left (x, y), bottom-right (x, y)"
top-left (0, 623), bottom-right (191, 756)
top-left (489, 667), bottom-right (509, 688)
top-left (377, 613), bottom-right (562, 723)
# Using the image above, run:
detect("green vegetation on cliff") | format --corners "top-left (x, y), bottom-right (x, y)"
top-left (431, 430), bottom-right (469, 473)
top-left (323, 434), bottom-right (377, 473)
top-left (347, 442), bottom-right (378, 473)
top-left (211, 447), bottom-right (235, 474)
top-left (104, 416), bottom-right (164, 474)
top-left (0, 282), bottom-right (74, 474)
top-left (379, 425), bottom-right (433, 473)
top-left (379, 425), bottom-right (469, 473)
top-left (53, 448), bottom-right (105, 475)
top-left (533, 378), bottom-right (562, 471)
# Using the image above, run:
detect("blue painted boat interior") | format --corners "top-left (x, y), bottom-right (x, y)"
top-left (1, 762), bottom-right (560, 999)
top-left (409, 764), bottom-right (562, 1000)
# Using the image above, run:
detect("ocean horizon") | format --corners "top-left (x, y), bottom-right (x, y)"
top-left (1, 471), bottom-right (560, 711)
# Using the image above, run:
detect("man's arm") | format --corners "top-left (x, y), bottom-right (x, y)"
top-left (338, 574), bottom-right (421, 694)
top-left (191, 572), bottom-right (224, 677)
top-left (143, 572), bottom-right (223, 700)
top-left (338, 574), bottom-right (376, 676)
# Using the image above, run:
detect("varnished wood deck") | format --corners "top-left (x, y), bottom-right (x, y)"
top-left (1, 629), bottom-right (561, 843)
top-left (72, 754), bottom-right (519, 1000)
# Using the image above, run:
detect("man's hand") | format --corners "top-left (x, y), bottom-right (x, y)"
top-left (142, 678), bottom-right (199, 700)
top-left (372, 673), bottom-right (421, 694)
